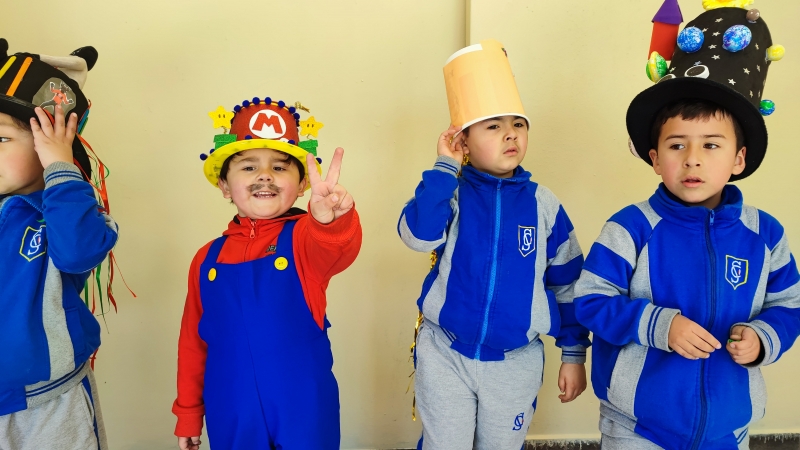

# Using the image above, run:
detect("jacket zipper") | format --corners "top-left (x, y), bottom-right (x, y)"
top-left (691, 210), bottom-right (716, 450)
top-left (476, 181), bottom-right (502, 360)
top-left (243, 218), bottom-right (257, 259)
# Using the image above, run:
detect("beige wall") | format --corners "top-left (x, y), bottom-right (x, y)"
top-left (2, 0), bottom-right (799, 448)
top-left (469, 0), bottom-right (800, 440)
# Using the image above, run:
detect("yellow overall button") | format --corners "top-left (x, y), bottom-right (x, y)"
top-left (208, 268), bottom-right (217, 281)
top-left (275, 257), bottom-right (289, 271)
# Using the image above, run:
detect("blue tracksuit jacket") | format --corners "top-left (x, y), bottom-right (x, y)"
top-left (574, 184), bottom-right (800, 449)
top-left (399, 156), bottom-right (590, 362)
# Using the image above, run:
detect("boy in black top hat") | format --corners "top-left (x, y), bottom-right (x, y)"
top-left (574, 2), bottom-right (800, 449)
top-left (0, 39), bottom-right (117, 449)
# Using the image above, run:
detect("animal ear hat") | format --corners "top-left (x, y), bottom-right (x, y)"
top-left (627, 0), bottom-right (785, 181)
top-left (0, 39), bottom-right (98, 178)
top-left (443, 39), bottom-right (529, 133)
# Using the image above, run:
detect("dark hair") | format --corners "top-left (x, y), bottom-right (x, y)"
top-left (651, 99), bottom-right (745, 151)
top-left (218, 150), bottom-right (305, 182)
top-left (10, 115), bottom-right (31, 131)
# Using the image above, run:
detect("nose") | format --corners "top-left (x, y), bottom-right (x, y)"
top-left (256, 168), bottom-right (273, 182)
top-left (505, 127), bottom-right (518, 141)
top-left (684, 145), bottom-right (702, 167)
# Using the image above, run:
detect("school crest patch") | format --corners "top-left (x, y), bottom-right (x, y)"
top-left (725, 255), bottom-right (748, 290)
top-left (19, 225), bottom-right (46, 262)
top-left (518, 226), bottom-right (536, 257)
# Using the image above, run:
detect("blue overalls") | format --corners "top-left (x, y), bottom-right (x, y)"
top-left (198, 220), bottom-right (340, 449)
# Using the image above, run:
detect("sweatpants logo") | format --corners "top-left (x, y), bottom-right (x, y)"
top-left (518, 226), bottom-right (536, 257)
top-left (512, 412), bottom-right (525, 431)
top-left (725, 255), bottom-right (749, 290)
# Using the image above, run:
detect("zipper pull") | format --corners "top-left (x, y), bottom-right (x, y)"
top-left (709, 210), bottom-right (715, 226)
top-left (250, 219), bottom-right (256, 239)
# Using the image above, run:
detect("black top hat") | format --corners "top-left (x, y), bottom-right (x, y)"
top-left (0, 39), bottom-right (98, 179)
top-left (627, 4), bottom-right (784, 181)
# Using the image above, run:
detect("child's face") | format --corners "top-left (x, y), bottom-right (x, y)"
top-left (648, 114), bottom-right (745, 209)
top-left (462, 116), bottom-right (528, 178)
top-left (0, 113), bottom-right (44, 196)
top-left (217, 148), bottom-right (307, 220)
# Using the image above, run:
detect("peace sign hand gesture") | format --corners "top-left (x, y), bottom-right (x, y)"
top-left (307, 147), bottom-right (354, 224)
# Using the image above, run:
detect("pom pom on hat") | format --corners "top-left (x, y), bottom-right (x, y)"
top-left (253, 97), bottom-right (261, 104)
top-left (242, 100), bottom-right (251, 107)
top-left (277, 100), bottom-right (286, 108)
top-left (289, 106), bottom-right (296, 113)
top-left (264, 97), bottom-right (272, 104)
top-left (234, 105), bottom-right (242, 113)
top-left (200, 153), bottom-right (208, 160)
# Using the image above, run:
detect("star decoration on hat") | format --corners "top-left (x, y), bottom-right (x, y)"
top-left (713, 32), bottom-right (720, 36)
top-left (757, 64), bottom-right (761, 71)
top-left (729, 79), bottom-right (737, 85)
top-left (750, 91), bottom-right (754, 97)
top-left (670, 67), bottom-right (676, 72)
top-left (713, 55), bottom-right (721, 59)
top-left (744, 68), bottom-right (750, 74)
top-left (709, 45), bottom-right (718, 49)
top-left (755, 43), bottom-right (759, 50)
top-left (703, 28), bottom-right (709, 32)
top-left (716, 18), bottom-right (723, 23)
top-left (299, 116), bottom-right (325, 138)
top-left (208, 106), bottom-right (234, 130)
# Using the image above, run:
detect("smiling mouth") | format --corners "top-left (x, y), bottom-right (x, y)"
top-left (252, 191), bottom-right (278, 199)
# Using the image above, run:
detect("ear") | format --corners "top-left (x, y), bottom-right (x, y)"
top-left (649, 149), bottom-right (662, 175)
top-left (217, 178), bottom-right (232, 199)
top-left (297, 178), bottom-right (308, 197)
top-left (0, 39), bottom-right (8, 59)
top-left (731, 147), bottom-right (747, 176)
top-left (70, 46), bottom-right (98, 71)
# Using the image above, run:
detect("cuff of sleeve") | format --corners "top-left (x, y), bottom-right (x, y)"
top-left (433, 155), bottom-right (460, 177)
top-left (174, 414), bottom-right (204, 438)
top-left (638, 304), bottom-right (681, 352)
top-left (307, 207), bottom-right (360, 243)
top-left (561, 345), bottom-right (587, 364)
top-left (44, 161), bottom-right (83, 189)
top-left (734, 321), bottom-right (779, 367)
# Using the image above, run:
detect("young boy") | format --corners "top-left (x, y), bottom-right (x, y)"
top-left (0, 40), bottom-right (117, 449)
top-left (173, 96), bottom-right (361, 450)
top-left (400, 40), bottom-right (589, 449)
top-left (574, 3), bottom-right (800, 449)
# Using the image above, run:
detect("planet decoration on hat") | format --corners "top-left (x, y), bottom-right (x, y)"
top-left (646, 51), bottom-right (669, 82)
top-left (722, 25), bottom-right (752, 52)
top-left (677, 27), bottom-right (705, 53)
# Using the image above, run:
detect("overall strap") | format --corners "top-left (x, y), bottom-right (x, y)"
top-left (276, 219), bottom-right (297, 251)
top-left (202, 236), bottom-right (228, 265)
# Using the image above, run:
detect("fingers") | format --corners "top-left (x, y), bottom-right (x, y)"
top-left (32, 107), bottom-right (54, 136)
top-left (65, 109), bottom-right (78, 141)
top-left (693, 326), bottom-right (722, 350)
top-left (53, 104), bottom-right (65, 136)
top-left (325, 147), bottom-right (343, 185)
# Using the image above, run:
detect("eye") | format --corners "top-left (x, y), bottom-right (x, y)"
top-left (514, 122), bottom-right (525, 128)
top-left (242, 166), bottom-right (255, 171)
top-left (704, 143), bottom-right (720, 149)
top-left (273, 166), bottom-right (286, 171)
top-left (669, 143), bottom-right (685, 150)
top-left (487, 124), bottom-right (500, 130)
top-left (685, 65), bottom-right (710, 79)
top-left (0, 137), bottom-right (10, 143)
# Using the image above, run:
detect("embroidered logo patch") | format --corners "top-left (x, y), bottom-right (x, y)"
top-left (725, 255), bottom-right (749, 290)
top-left (512, 412), bottom-right (525, 431)
top-left (518, 226), bottom-right (536, 257)
top-left (249, 109), bottom-right (287, 139)
top-left (19, 225), bottom-right (46, 262)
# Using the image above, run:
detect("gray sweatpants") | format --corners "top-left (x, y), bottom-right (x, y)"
top-left (0, 369), bottom-right (107, 450)
top-left (415, 321), bottom-right (545, 450)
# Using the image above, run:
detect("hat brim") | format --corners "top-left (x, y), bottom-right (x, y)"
top-left (0, 94), bottom-right (91, 180)
top-left (203, 139), bottom-right (322, 189)
top-left (626, 77), bottom-right (767, 181)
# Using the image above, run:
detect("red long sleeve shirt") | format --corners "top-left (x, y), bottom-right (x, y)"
top-left (172, 207), bottom-right (362, 437)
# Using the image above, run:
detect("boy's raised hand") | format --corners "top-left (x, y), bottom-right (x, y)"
top-left (30, 104), bottom-right (77, 169)
top-left (438, 125), bottom-right (465, 162)
top-left (668, 315), bottom-right (722, 360)
top-left (307, 148), bottom-right (354, 225)
top-left (727, 325), bottom-right (762, 365)
top-left (558, 363), bottom-right (587, 403)
top-left (178, 437), bottom-right (201, 450)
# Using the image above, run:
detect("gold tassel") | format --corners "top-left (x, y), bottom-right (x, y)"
top-left (408, 311), bottom-right (424, 421)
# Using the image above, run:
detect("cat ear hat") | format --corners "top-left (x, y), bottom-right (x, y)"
top-left (627, 0), bottom-right (785, 181)
top-left (0, 38), bottom-right (98, 179)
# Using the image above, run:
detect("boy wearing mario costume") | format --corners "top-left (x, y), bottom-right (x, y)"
top-left (0, 39), bottom-right (116, 450)
top-left (172, 96), bottom-right (361, 450)
top-left (574, 2), bottom-right (800, 448)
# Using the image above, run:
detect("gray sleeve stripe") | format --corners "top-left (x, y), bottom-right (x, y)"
top-left (574, 269), bottom-right (629, 298)
top-left (550, 284), bottom-right (575, 304)
top-left (103, 213), bottom-right (119, 233)
top-left (769, 234), bottom-right (793, 272)
top-left (398, 214), bottom-right (446, 252)
top-left (764, 282), bottom-right (800, 309)
top-left (534, 185), bottom-right (562, 233)
top-left (634, 201), bottom-right (662, 229)
top-left (740, 205), bottom-right (760, 234)
top-left (549, 231), bottom-right (583, 266)
top-left (595, 221), bottom-right (637, 267)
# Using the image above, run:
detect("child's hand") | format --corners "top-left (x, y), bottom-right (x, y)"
top-left (727, 325), bottom-right (762, 365)
top-left (437, 125), bottom-right (465, 162)
top-left (557, 363), bottom-right (587, 403)
top-left (30, 104), bottom-right (77, 169)
top-left (307, 148), bottom-right (354, 225)
top-left (178, 436), bottom-right (201, 450)
top-left (668, 315), bottom-right (721, 360)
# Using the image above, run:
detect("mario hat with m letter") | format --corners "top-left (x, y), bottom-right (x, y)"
top-left (443, 39), bottom-right (529, 133)
top-left (627, 0), bottom-right (785, 181)
top-left (0, 39), bottom-right (98, 179)
top-left (201, 96), bottom-right (324, 189)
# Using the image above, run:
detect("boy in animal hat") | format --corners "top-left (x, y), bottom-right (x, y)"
top-left (0, 39), bottom-right (117, 449)
top-left (399, 40), bottom-right (590, 449)
top-left (173, 96), bottom-right (361, 450)
top-left (574, 1), bottom-right (800, 448)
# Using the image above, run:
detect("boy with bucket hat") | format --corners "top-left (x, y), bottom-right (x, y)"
top-left (399, 40), bottom-right (590, 449)
top-left (0, 39), bottom-right (117, 449)
top-left (574, 1), bottom-right (800, 448)
top-left (172, 95), bottom-right (361, 450)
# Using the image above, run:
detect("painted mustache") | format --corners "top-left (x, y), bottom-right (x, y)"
top-left (248, 183), bottom-right (282, 194)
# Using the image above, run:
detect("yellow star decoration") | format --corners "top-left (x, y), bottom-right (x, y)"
top-left (299, 116), bottom-right (324, 138)
top-left (702, 0), bottom-right (753, 10)
top-left (208, 106), bottom-right (234, 130)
